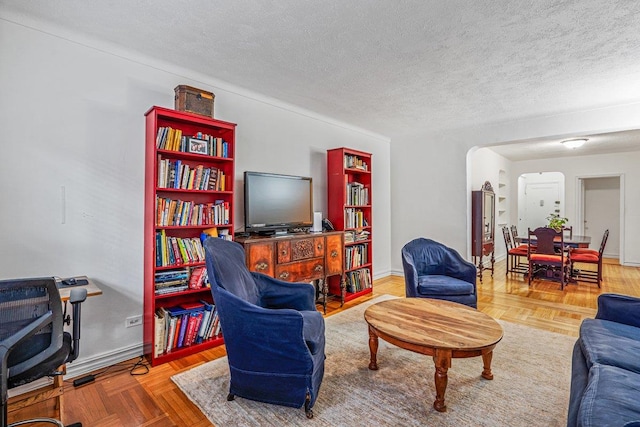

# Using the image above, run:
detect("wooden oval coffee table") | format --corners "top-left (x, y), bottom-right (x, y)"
top-left (364, 298), bottom-right (503, 412)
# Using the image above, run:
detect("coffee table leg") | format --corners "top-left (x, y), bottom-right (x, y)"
top-left (368, 325), bottom-right (379, 370)
top-left (433, 349), bottom-right (452, 412)
top-left (481, 350), bottom-right (494, 380)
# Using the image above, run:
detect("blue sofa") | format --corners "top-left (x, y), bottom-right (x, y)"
top-left (568, 293), bottom-right (640, 427)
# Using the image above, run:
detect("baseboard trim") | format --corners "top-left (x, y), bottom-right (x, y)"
top-left (66, 343), bottom-right (144, 379)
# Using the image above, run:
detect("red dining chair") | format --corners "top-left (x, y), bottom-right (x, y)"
top-left (570, 229), bottom-right (609, 287)
top-left (564, 226), bottom-right (573, 239)
top-left (501, 227), bottom-right (528, 275)
top-left (527, 227), bottom-right (570, 290)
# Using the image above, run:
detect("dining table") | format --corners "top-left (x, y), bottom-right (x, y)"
top-left (515, 234), bottom-right (591, 249)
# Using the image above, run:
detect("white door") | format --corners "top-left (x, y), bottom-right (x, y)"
top-left (584, 177), bottom-right (620, 259)
top-left (520, 182), bottom-right (560, 232)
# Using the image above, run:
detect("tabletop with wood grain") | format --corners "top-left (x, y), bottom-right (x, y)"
top-left (364, 298), bottom-right (503, 412)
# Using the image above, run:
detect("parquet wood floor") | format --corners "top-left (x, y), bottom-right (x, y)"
top-left (10, 258), bottom-right (640, 426)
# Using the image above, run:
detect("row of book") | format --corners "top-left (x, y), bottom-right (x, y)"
top-left (154, 266), bottom-right (208, 296)
top-left (157, 158), bottom-right (226, 191)
top-left (155, 231), bottom-right (205, 267)
top-left (156, 197), bottom-right (230, 227)
top-left (156, 126), bottom-right (230, 158)
top-left (153, 300), bottom-right (221, 356)
top-left (346, 182), bottom-right (369, 206)
top-left (345, 229), bottom-right (371, 243)
top-left (346, 243), bottom-right (369, 270)
top-left (344, 154), bottom-right (368, 171)
top-left (345, 268), bottom-right (372, 293)
top-left (345, 208), bottom-right (369, 229)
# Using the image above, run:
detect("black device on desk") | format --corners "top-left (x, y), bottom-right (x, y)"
top-left (58, 277), bottom-right (89, 287)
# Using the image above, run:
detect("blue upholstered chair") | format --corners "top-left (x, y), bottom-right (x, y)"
top-left (401, 238), bottom-right (478, 308)
top-left (203, 237), bottom-right (325, 418)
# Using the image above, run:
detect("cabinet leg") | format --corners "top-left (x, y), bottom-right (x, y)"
top-left (320, 278), bottom-right (328, 314)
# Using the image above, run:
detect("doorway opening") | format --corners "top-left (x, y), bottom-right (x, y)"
top-left (517, 172), bottom-right (565, 235)
top-left (576, 175), bottom-right (623, 263)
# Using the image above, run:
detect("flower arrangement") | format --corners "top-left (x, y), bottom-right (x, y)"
top-left (547, 213), bottom-right (568, 231)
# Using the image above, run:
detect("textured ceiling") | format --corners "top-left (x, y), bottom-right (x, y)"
top-left (3, 0), bottom-right (640, 158)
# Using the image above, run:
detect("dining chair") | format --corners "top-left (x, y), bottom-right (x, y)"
top-left (570, 229), bottom-right (609, 287)
top-left (501, 227), bottom-right (528, 276)
top-left (527, 227), bottom-right (570, 289)
top-left (564, 226), bottom-right (573, 239)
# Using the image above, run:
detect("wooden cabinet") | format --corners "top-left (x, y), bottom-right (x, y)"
top-left (472, 181), bottom-right (495, 281)
top-left (143, 106), bottom-right (236, 366)
top-left (327, 147), bottom-right (373, 304)
top-left (236, 231), bottom-right (344, 313)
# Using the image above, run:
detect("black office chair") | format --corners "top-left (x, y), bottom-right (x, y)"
top-left (0, 277), bottom-right (86, 427)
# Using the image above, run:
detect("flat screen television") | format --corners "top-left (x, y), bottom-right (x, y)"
top-left (244, 171), bottom-right (313, 235)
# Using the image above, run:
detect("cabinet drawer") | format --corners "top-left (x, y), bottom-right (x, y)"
top-left (245, 242), bottom-right (274, 276)
top-left (275, 258), bottom-right (324, 282)
top-left (279, 237), bottom-right (323, 262)
top-left (482, 242), bottom-right (494, 256)
top-left (277, 241), bottom-right (291, 263)
top-left (325, 234), bottom-right (343, 276)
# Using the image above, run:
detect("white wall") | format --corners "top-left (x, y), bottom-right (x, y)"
top-left (469, 147), bottom-right (512, 261)
top-left (511, 152), bottom-right (638, 264)
top-left (0, 17), bottom-right (391, 375)
top-left (391, 105), bottom-right (640, 275)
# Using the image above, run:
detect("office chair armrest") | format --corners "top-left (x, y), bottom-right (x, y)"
top-left (68, 288), bottom-right (88, 363)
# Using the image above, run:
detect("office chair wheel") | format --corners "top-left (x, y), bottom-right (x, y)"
top-left (226, 393), bottom-right (235, 401)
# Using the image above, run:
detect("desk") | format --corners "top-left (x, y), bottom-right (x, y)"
top-left (7, 276), bottom-right (101, 424)
top-left (56, 276), bottom-right (103, 301)
top-left (516, 235), bottom-right (591, 249)
top-left (236, 232), bottom-right (344, 313)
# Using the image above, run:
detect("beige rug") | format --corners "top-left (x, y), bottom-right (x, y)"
top-left (172, 295), bottom-right (574, 426)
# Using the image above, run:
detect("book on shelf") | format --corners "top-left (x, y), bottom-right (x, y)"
top-left (345, 268), bottom-right (372, 293)
top-left (154, 300), bottom-right (221, 355)
top-left (195, 301), bottom-right (214, 344)
top-left (344, 154), bottom-right (368, 171)
top-left (189, 266), bottom-right (207, 289)
top-left (153, 309), bottom-right (166, 357)
top-left (156, 126), bottom-right (230, 158)
top-left (155, 235), bottom-right (205, 267)
top-left (155, 197), bottom-right (230, 227)
top-left (345, 243), bottom-right (369, 269)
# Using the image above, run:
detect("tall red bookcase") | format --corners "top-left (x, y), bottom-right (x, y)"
top-left (143, 106), bottom-right (236, 366)
top-left (327, 147), bottom-right (373, 303)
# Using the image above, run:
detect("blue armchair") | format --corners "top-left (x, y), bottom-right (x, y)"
top-left (401, 238), bottom-right (478, 308)
top-left (203, 237), bottom-right (325, 418)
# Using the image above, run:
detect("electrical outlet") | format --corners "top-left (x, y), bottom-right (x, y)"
top-left (125, 315), bottom-right (142, 328)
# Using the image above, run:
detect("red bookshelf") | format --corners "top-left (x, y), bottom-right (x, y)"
top-left (143, 106), bottom-right (236, 366)
top-left (327, 147), bottom-right (373, 303)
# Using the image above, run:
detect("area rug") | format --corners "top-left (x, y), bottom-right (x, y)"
top-left (172, 295), bottom-right (574, 426)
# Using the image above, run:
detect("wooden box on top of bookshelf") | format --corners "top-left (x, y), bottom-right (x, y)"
top-left (174, 85), bottom-right (215, 117)
top-left (143, 106), bottom-right (235, 366)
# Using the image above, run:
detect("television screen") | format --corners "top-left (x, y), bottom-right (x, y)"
top-left (244, 171), bottom-right (313, 234)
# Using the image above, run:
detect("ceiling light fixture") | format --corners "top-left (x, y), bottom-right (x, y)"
top-left (561, 138), bottom-right (588, 149)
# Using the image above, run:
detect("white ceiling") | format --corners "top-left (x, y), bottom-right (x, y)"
top-left (3, 0), bottom-right (640, 159)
